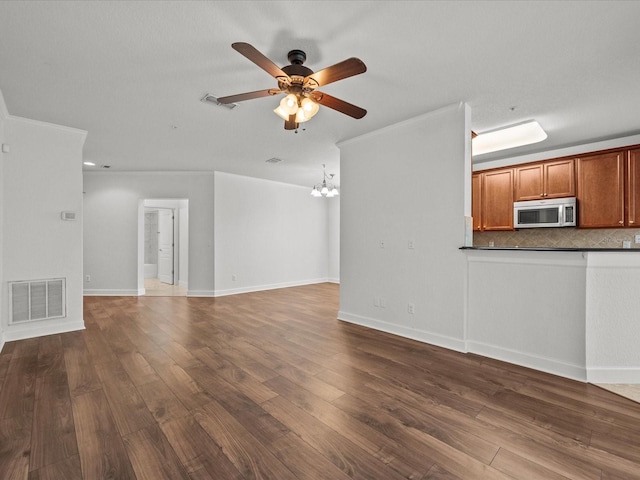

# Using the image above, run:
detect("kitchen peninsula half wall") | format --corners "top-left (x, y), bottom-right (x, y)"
top-left (465, 249), bottom-right (640, 384)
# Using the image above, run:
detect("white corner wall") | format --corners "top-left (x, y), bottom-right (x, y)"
top-left (327, 196), bottom-right (340, 283)
top-left (466, 250), bottom-right (588, 381)
top-left (83, 172), bottom-right (214, 296)
top-left (213, 172), bottom-right (333, 295)
top-left (338, 103), bottom-right (471, 351)
top-left (0, 93), bottom-right (6, 351)
top-left (585, 253), bottom-right (640, 383)
top-left (2, 113), bottom-right (87, 341)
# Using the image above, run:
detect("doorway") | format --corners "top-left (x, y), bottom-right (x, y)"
top-left (139, 199), bottom-right (189, 296)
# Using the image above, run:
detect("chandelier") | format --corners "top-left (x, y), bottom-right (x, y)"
top-left (310, 164), bottom-right (339, 198)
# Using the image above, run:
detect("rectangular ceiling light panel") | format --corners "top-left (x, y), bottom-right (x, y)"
top-left (473, 120), bottom-right (547, 156)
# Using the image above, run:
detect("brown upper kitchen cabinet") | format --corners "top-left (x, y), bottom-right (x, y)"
top-left (472, 173), bottom-right (482, 231)
top-left (576, 150), bottom-right (625, 228)
top-left (627, 147), bottom-right (640, 226)
top-left (514, 159), bottom-right (575, 201)
top-left (480, 168), bottom-right (514, 231)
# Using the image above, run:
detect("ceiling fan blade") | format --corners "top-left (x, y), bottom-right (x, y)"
top-left (307, 57), bottom-right (366, 87)
top-left (311, 92), bottom-right (367, 119)
top-left (284, 114), bottom-right (298, 130)
top-left (232, 42), bottom-right (290, 80)
top-left (216, 89), bottom-right (281, 104)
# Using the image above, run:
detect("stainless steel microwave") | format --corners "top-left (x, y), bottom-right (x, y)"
top-left (513, 197), bottom-right (577, 228)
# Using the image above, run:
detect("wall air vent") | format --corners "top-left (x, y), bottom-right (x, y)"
top-left (9, 278), bottom-right (66, 324)
top-left (265, 157), bottom-right (283, 164)
top-left (200, 94), bottom-right (238, 110)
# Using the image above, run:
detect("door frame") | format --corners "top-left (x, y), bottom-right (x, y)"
top-left (137, 198), bottom-right (189, 295)
top-left (156, 207), bottom-right (175, 285)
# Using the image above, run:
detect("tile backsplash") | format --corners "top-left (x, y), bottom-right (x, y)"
top-left (474, 228), bottom-right (640, 249)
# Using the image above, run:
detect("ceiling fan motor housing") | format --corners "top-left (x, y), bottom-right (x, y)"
top-left (287, 49), bottom-right (306, 65)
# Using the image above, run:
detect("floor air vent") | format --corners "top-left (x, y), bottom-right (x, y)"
top-left (9, 278), bottom-right (66, 324)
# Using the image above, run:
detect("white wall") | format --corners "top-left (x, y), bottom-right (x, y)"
top-left (179, 203), bottom-right (189, 288)
top-left (83, 172), bottom-right (214, 296)
top-left (213, 171), bottom-right (332, 295)
top-left (338, 103), bottom-right (471, 351)
top-left (2, 113), bottom-right (86, 341)
top-left (327, 196), bottom-right (340, 283)
top-left (0, 92), bottom-right (6, 351)
top-left (466, 250), bottom-right (588, 381)
top-left (586, 253), bottom-right (640, 383)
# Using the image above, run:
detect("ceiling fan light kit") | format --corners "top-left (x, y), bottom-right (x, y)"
top-left (217, 42), bottom-right (367, 130)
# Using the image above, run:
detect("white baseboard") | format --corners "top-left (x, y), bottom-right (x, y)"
top-left (587, 367), bottom-right (640, 384)
top-left (466, 340), bottom-right (587, 382)
top-left (187, 289), bottom-right (216, 297)
top-left (213, 278), bottom-right (331, 297)
top-left (0, 332), bottom-right (5, 354)
top-left (3, 319), bottom-right (85, 342)
top-left (337, 311), bottom-right (466, 353)
top-left (83, 289), bottom-right (141, 296)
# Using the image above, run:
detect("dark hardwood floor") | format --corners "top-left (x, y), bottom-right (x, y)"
top-left (1, 283), bottom-right (640, 479)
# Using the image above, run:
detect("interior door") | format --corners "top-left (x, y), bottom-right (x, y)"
top-left (157, 209), bottom-right (174, 285)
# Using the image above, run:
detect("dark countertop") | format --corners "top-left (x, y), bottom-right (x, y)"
top-left (461, 246), bottom-right (640, 252)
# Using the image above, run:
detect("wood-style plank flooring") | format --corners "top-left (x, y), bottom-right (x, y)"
top-left (1, 283), bottom-right (640, 479)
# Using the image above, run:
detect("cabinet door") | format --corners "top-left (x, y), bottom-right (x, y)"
top-left (482, 169), bottom-right (514, 231)
top-left (627, 148), bottom-right (640, 227)
top-left (576, 151), bottom-right (625, 228)
top-left (472, 173), bottom-right (482, 231)
top-left (544, 159), bottom-right (575, 198)
top-left (514, 164), bottom-right (544, 201)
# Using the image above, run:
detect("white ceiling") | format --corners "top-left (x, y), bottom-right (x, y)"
top-left (1, 1), bottom-right (639, 187)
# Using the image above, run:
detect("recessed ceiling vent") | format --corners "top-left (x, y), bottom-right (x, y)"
top-left (265, 157), bottom-right (283, 164)
top-left (201, 94), bottom-right (238, 110)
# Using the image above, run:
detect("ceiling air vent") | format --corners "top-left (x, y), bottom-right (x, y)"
top-left (265, 157), bottom-right (283, 164)
top-left (201, 94), bottom-right (238, 110)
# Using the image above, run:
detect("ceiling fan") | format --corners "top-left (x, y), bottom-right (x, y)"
top-left (216, 42), bottom-right (367, 130)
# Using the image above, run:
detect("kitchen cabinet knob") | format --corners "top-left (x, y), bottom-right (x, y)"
top-left (630, 220), bottom-right (635, 224)
top-left (619, 220), bottom-right (624, 224)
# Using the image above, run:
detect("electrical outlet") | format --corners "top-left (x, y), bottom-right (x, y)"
top-left (85, 275), bottom-right (91, 282)
top-left (623, 240), bottom-right (631, 249)
top-left (635, 234), bottom-right (640, 244)
top-left (379, 240), bottom-right (385, 248)
top-left (408, 303), bottom-right (415, 314)
top-left (232, 274), bottom-right (237, 281)
top-left (408, 239), bottom-right (415, 249)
